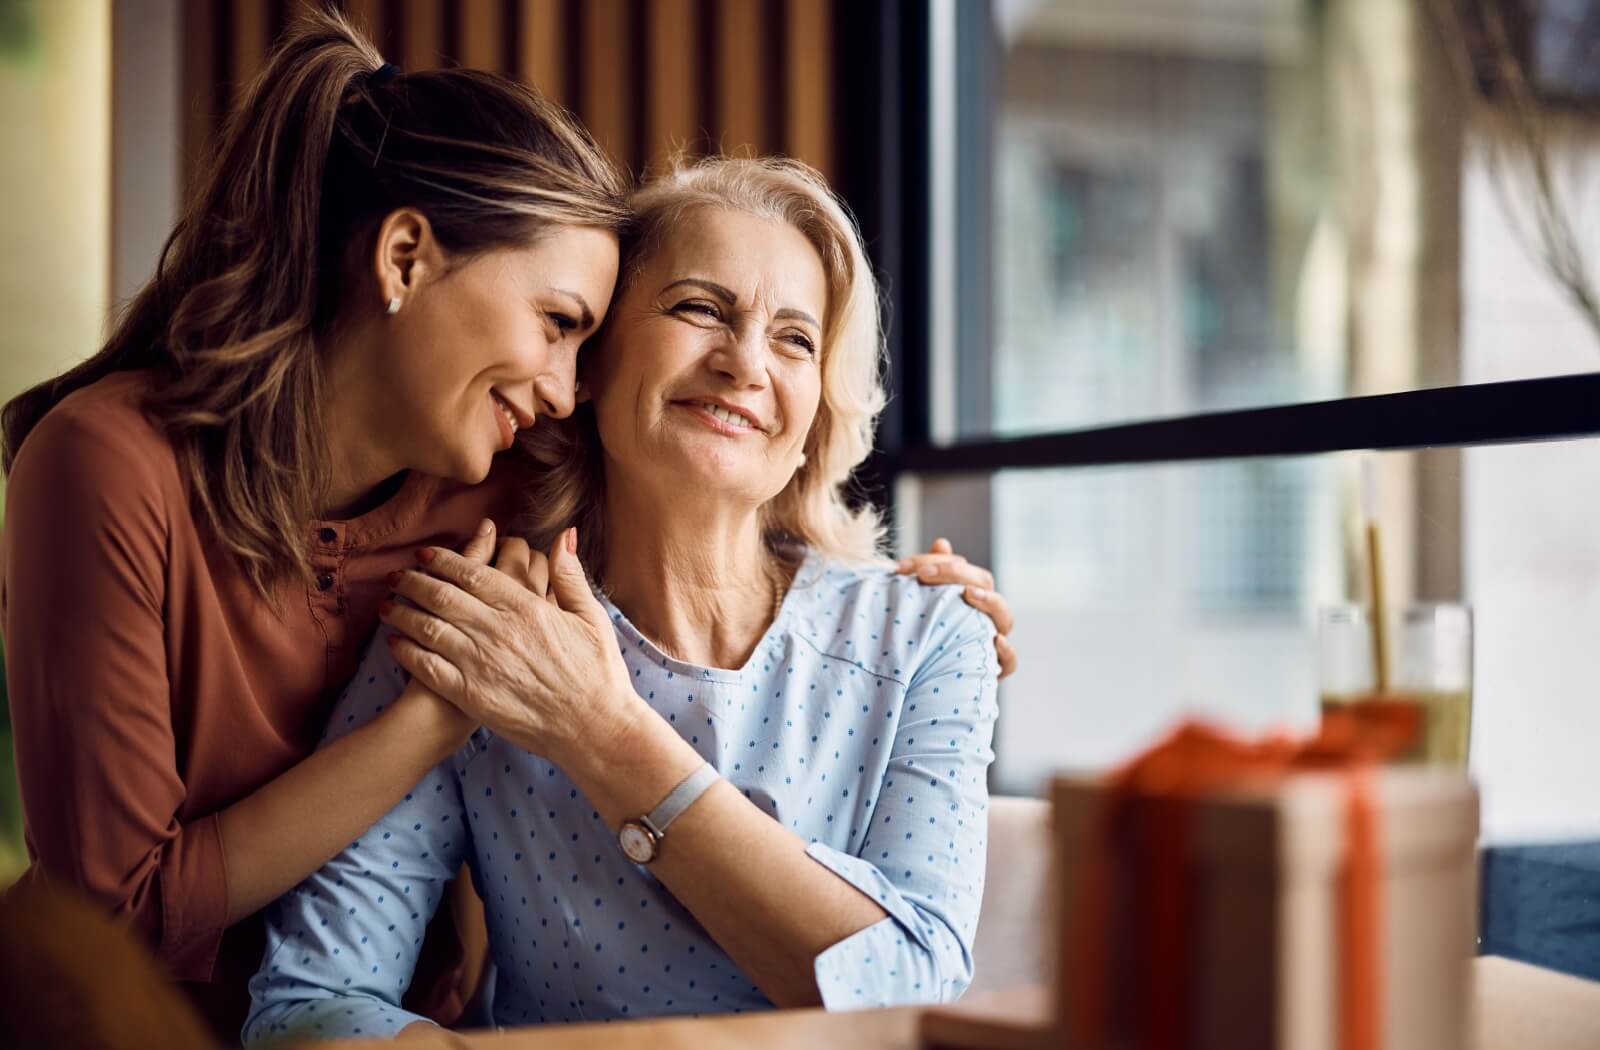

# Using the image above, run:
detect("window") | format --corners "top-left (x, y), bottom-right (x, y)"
top-left (838, 0), bottom-right (1600, 848)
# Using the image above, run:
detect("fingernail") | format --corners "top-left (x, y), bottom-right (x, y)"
top-left (967, 586), bottom-right (989, 601)
top-left (416, 547), bottom-right (435, 563)
top-left (478, 519), bottom-right (494, 536)
top-left (896, 559), bottom-right (912, 572)
top-left (378, 600), bottom-right (394, 616)
top-left (919, 563), bottom-right (938, 579)
top-left (387, 571), bottom-right (403, 587)
top-left (566, 527), bottom-right (578, 554)
top-left (384, 633), bottom-right (398, 647)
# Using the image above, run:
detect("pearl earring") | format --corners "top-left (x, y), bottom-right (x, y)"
top-left (385, 296), bottom-right (401, 315)
top-left (797, 452), bottom-right (807, 466)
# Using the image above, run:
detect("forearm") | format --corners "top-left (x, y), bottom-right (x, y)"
top-left (217, 685), bottom-right (469, 923)
top-left (558, 703), bottom-right (888, 1008)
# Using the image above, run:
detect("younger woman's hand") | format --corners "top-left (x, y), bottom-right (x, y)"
top-left (378, 526), bottom-right (641, 769)
top-left (897, 537), bottom-right (1018, 678)
top-left (389, 518), bottom-right (501, 753)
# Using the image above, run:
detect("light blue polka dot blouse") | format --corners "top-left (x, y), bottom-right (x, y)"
top-left (243, 549), bottom-right (999, 1043)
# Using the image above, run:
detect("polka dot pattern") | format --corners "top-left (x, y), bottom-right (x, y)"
top-left (244, 550), bottom-right (999, 1043)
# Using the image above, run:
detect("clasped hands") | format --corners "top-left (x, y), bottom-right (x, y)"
top-left (380, 520), bottom-right (1019, 763)
top-left (380, 520), bottom-right (639, 768)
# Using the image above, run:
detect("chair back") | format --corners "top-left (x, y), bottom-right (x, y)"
top-left (968, 794), bottom-right (1055, 998)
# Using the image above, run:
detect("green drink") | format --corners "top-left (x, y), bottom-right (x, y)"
top-left (1318, 605), bottom-right (1473, 768)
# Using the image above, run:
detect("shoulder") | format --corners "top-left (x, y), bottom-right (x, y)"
top-left (7, 371), bottom-right (180, 519)
top-left (10, 370), bottom-right (177, 492)
top-left (787, 551), bottom-right (996, 686)
top-left (2, 372), bottom-right (178, 605)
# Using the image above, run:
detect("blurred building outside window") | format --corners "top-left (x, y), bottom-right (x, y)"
top-left (919, 0), bottom-right (1600, 845)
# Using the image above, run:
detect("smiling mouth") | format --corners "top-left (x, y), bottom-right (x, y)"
top-left (491, 391), bottom-right (520, 446)
top-left (679, 400), bottom-right (765, 433)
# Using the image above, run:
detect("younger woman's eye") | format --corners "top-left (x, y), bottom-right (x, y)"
top-left (548, 312), bottom-right (579, 334)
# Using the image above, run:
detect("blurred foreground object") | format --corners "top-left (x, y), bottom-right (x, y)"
top-left (0, 869), bottom-right (216, 1050)
top-left (925, 715), bottom-right (1478, 1050)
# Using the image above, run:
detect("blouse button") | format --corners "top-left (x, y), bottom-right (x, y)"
top-left (316, 573), bottom-right (335, 592)
top-left (318, 527), bottom-right (337, 543)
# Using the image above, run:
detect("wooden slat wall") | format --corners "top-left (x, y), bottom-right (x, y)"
top-left (180, 0), bottom-right (837, 195)
top-left (515, 0), bottom-right (566, 105)
top-left (645, 0), bottom-right (697, 172)
top-left (179, 0), bottom-right (217, 194)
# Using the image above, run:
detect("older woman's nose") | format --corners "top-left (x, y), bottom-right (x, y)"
top-left (709, 325), bottom-right (769, 388)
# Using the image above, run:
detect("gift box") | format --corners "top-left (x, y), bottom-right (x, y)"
top-left (1054, 764), bottom-right (1478, 1049)
top-left (925, 718), bottom-right (1479, 1050)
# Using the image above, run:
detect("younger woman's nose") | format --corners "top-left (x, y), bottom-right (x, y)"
top-left (533, 362), bottom-right (577, 419)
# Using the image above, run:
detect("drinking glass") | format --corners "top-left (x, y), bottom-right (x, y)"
top-left (1317, 603), bottom-right (1473, 767)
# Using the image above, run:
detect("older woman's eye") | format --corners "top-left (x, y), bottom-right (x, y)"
top-left (673, 300), bottom-right (723, 321)
top-left (781, 332), bottom-right (817, 355)
top-left (546, 311), bottom-right (579, 335)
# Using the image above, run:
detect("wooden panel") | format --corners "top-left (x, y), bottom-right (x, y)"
top-left (715, 0), bottom-right (767, 155)
top-left (180, 0), bottom-right (217, 197)
top-left (515, 0), bottom-right (566, 103)
top-left (784, 0), bottom-right (831, 180)
top-left (281, 0), bottom-right (323, 23)
top-left (344, 0), bottom-right (387, 52)
top-left (580, 0), bottom-right (633, 170)
top-left (645, 0), bottom-right (698, 172)
top-left (231, 0), bottom-right (270, 104)
top-left (459, 0), bottom-right (504, 71)
top-left (402, 0), bottom-right (445, 70)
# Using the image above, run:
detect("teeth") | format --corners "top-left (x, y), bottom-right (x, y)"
top-left (494, 394), bottom-right (518, 433)
top-left (701, 402), bottom-right (757, 429)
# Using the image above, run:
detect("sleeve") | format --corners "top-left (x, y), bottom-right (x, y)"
top-left (244, 626), bottom-right (474, 1044)
top-left (806, 591), bottom-right (999, 1009)
top-left (1, 407), bottom-right (230, 980)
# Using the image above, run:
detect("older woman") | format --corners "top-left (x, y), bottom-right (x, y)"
top-left (244, 158), bottom-right (999, 1042)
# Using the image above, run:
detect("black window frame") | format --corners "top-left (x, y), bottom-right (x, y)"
top-left (834, 2), bottom-right (1600, 511)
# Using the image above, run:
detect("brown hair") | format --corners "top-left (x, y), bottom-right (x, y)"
top-left (1, 9), bottom-right (628, 600)
top-left (516, 156), bottom-right (887, 573)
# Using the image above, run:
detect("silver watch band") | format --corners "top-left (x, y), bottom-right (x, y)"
top-left (640, 762), bottom-right (719, 837)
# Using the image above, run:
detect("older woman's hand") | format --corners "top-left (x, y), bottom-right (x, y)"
top-left (378, 526), bottom-right (641, 768)
top-left (897, 537), bottom-right (1018, 678)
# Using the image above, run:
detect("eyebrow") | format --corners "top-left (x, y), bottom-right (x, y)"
top-left (550, 289), bottom-right (596, 332)
top-left (662, 278), bottom-right (821, 330)
top-left (774, 307), bottom-right (820, 329)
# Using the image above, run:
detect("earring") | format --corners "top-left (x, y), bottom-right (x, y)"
top-left (797, 452), bottom-right (807, 466)
top-left (385, 296), bottom-right (401, 315)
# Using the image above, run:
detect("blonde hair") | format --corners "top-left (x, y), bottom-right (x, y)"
top-left (517, 155), bottom-right (888, 571)
top-left (2, 9), bottom-right (628, 601)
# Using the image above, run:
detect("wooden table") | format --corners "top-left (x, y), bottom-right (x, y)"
top-left (317, 956), bottom-right (1600, 1049)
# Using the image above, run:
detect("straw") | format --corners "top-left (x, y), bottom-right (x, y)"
top-left (1361, 458), bottom-right (1391, 695)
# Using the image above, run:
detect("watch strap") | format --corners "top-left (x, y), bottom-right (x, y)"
top-left (641, 762), bottom-right (718, 837)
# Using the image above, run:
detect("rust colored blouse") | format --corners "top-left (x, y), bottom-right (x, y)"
top-left (1, 371), bottom-right (521, 1039)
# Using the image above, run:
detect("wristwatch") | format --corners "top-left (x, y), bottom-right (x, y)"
top-left (617, 762), bottom-right (719, 865)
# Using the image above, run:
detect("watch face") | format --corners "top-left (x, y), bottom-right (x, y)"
top-left (619, 822), bottom-right (656, 864)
